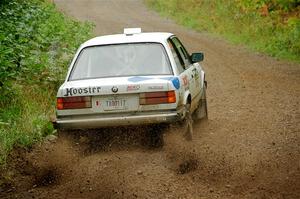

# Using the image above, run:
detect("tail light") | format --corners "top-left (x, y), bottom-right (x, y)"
top-left (57, 96), bottom-right (91, 110)
top-left (140, 91), bottom-right (176, 105)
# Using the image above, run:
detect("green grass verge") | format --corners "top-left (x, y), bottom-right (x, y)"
top-left (146, 0), bottom-right (300, 62)
top-left (0, 0), bottom-right (93, 165)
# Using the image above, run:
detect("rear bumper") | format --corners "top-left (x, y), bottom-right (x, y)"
top-left (53, 108), bottom-right (185, 129)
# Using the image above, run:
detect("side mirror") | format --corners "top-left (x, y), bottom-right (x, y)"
top-left (191, 52), bottom-right (204, 63)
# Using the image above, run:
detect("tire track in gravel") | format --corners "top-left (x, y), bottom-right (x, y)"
top-left (2, 0), bottom-right (299, 198)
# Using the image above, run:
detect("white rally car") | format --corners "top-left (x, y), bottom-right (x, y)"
top-left (54, 28), bottom-right (207, 140)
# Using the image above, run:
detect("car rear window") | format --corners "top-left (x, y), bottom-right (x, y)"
top-left (69, 43), bottom-right (172, 80)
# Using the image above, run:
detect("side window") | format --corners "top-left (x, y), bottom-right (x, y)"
top-left (171, 37), bottom-right (191, 68)
top-left (168, 40), bottom-right (184, 73)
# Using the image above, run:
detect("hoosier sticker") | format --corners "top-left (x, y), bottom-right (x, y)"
top-left (64, 87), bottom-right (101, 97)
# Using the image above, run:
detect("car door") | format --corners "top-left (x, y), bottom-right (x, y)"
top-left (169, 37), bottom-right (200, 109)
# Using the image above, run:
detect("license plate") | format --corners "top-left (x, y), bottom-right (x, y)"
top-left (104, 99), bottom-right (126, 110)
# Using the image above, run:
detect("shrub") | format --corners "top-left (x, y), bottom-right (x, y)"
top-left (0, 0), bottom-right (93, 164)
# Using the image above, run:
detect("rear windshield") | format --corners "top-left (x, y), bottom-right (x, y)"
top-left (69, 43), bottom-right (172, 80)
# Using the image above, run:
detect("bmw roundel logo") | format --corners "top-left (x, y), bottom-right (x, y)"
top-left (111, 86), bottom-right (118, 93)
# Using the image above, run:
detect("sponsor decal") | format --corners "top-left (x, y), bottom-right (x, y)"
top-left (182, 75), bottom-right (188, 87)
top-left (64, 87), bottom-right (101, 97)
top-left (192, 68), bottom-right (199, 80)
top-left (148, 85), bottom-right (164, 90)
top-left (171, 77), bottom-right (180, 90)
top-left (127, 85), bottom-right (140, 91)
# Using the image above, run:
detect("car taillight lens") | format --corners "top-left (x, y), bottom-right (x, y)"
top-left (139, 91), bottom-right (176, 105)
top-left (57, 96), bottom-right (92, 110)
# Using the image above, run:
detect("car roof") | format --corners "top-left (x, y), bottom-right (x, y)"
top-left (82, 32), bottom-right (174, 47)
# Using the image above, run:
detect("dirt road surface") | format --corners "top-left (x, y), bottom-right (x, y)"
top-left (1, 0), bottom-right (300, 198)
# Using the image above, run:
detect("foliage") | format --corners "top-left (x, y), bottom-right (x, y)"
top-left (0, 0), bottom-right (93, 91)
top-left (0, 0), bottom-right (93, 164)
top-left (235, 0), bottom-right (300, 12)
top-left (146, 0), bottom-right (300, 62)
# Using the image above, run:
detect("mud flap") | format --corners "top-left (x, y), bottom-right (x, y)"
top-left (183, 104), bottom-right (193, 141)
top-left (194, 84), bottom-right (208, 120)
top-left (197, 99), bottom-right (208, 119)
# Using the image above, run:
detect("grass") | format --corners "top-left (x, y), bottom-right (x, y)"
top-left (0, 0), bottom-right (93, 165)
top-left (0, 85), bottom-right (55, 164)
top-left (146, 0), bottom-right (300, 62)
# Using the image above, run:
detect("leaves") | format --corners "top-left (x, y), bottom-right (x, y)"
top-left (0, 0), bottom-right (93, 164)
top-left (0, 0), bottom-right (93, 93)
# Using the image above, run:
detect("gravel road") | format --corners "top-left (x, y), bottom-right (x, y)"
top-left (1, 0), bottom-right (300, 198)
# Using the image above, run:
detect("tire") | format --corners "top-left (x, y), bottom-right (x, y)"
top-left (193, 84), bottom-right (208, 121)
